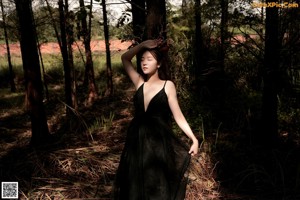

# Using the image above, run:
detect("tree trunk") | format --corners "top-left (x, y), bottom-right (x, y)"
top-left (59, 0), bottom-right (74, 117)
top-left (37, 38), bottom-right (49, 100)
top-left (220, 0), bottom-right (228, 70)
top-left (145, 0), bottom-right (167, 39)
top-left (101, 0), bottom-right (113, 96)
top-left (33, 10), bottom-right (49, 100)
top-left (193, 0), bottom-right (205, 87)
top-left (1, 0), bottom-right (16, 92)
top-left (261, 0), bottom-right (279, 146)
top-left (14, 0), bottom-right (50, 146)
top-left (65, 0), bottom-right (78, 110)
top-left (80, 0), bottom-right (98, 104)
top-left (131, 0), bottom-right (145, 41)
top-left (45, 0), bottom-right (62, 51)
top-left (131, 0), bottom-right (145, 74)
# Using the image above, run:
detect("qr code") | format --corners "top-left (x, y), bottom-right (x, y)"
top-left (1, 182), bottom-right (18, 199)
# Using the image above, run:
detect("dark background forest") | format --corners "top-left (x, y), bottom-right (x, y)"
top-left (1, 0), bottom-right (300, 199)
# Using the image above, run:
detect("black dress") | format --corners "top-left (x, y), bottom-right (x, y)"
top-left (114, 81), bottom-right (191, 200)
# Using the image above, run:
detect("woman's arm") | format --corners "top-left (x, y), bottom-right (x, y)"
top-left (166, 81), bottom-right (199, 156)
top-left (121, 40), bottom-right (160, 89)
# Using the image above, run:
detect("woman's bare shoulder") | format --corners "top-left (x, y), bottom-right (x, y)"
top-left (165, 80), bottom-right (176, 96)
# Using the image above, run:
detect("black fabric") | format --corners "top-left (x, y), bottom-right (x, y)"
top-left (114, 82), bottom-right (191, 200)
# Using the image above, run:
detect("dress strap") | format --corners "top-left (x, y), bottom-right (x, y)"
top-left (163, 80), bottom-right (168, 88)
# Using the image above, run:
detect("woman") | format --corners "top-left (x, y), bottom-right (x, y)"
top-left (114, 39), bottom-right (199, 200)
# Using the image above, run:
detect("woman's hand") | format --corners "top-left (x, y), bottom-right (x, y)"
top-left (140, 39), bottom-right (163, 49)
top-left (189, 139), bottom-right (199, 156)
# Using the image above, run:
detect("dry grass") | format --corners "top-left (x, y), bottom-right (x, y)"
top-left (186, 152), bottom-right (220, 200)
top-left (21, 144), bottom-right (121, 199)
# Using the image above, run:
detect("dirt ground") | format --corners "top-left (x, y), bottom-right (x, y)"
top-left (0, 40), bottom-right (132, 56)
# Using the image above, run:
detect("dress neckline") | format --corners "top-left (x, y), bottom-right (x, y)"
top-left (141, 81), bottom-right (167, 112)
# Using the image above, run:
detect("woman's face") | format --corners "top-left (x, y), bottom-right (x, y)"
top-left (140, 51), bottom-right (159, 76)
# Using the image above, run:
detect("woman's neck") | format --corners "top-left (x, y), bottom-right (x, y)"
top-left (146, 73), bottom-right (160, 83)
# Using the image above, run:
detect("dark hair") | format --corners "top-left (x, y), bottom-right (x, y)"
top-left (138, 44), bottom-right (170, 80)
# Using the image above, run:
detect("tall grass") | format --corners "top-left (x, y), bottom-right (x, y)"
top-left (0, 50), bottom-right (124, 88)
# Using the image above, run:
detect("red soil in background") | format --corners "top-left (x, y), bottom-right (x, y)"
top-left (0, 40), bottom-right (132, 56)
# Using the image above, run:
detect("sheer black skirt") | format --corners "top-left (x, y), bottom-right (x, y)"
top-left (113, 117), bottom-right (191, 200)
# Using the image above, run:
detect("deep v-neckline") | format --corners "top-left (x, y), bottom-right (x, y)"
top-left (142, 82), bottom-right (166, 112)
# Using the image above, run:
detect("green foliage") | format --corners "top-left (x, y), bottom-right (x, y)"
top-left (34, 6), bottom-right (59, 43)
top-left (167, 3), bottom-right (194, 96)
top-left (0, 8), bottom-right (19, 42)
top-left (100, 111), bottom-right (115, 132)
top-left (166, 0), bottom-right (298, 148)
top-left (41, 54), bottom-right (64, 84)
top-left (278, 101), bottom-right (300, 135)
top-left (0, 88), bottom-right (24, 108)
top-left (88, 117), bottom-right (102, 134)
top-left (87, 112), bottom-right (114, 134)
top-left (0, 56), bottom-right (23, 88)
top-left (112, 23), bottom-right (132, 41)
